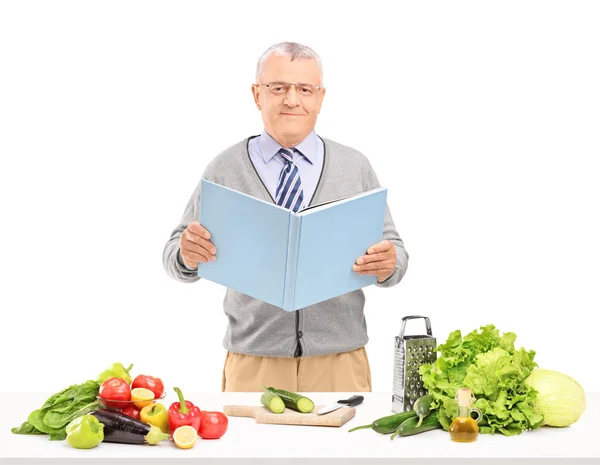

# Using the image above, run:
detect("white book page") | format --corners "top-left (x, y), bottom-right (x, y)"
top-left (296, 187), bottom-right (386, 216)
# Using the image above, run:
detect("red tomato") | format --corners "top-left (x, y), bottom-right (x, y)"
top-left (99, 377), bottom-right (131, 408)
top-left (131, 375), bottom-right (164, 399)
top-left (198, 411), bottom-right (228, 439)
top-left (121, 405), bottom-right (141, 420)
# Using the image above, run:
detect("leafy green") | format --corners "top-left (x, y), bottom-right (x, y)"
top-left (43, 400), bottom-right (99, 429)
top-left (11, 421), bottom-right (45, 435)
top-left (419, 324), bottom-right (544, 436)
top-left (27, 409), bottom-right (51, 434)
top-left (12, 380), bottom-right (100, 441)
top-left (49, 429), bottom-right (68, 441)
top-left (41, 386), bottom-right (71, 409)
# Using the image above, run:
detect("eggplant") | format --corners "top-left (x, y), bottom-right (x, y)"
top-left (89, 409), bottom-right (169, 445)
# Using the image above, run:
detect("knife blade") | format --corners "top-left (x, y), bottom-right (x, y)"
top-left (317, 395), bottom-right (364, 415)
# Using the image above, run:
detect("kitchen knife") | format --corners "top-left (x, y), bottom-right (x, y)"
top-left (317, 395), bottom-right (364, 415)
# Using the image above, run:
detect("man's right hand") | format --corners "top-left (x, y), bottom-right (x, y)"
top-left (179, 222), bottom-right (217, 270)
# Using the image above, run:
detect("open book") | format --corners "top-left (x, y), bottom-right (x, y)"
top-left (197, 179), bottom-right (388, 311)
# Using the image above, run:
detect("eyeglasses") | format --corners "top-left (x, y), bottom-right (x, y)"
top-left (256, 81), bottom-right (324, 97)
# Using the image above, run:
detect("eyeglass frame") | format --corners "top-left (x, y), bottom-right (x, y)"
top-left (255, 81), bottom-right (325, 97)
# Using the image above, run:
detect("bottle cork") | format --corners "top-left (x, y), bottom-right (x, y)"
top-left (456, 388), bottom-right (473, 405)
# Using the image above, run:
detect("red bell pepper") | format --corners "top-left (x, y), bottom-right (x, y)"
top-left (168, 387), bottom-right (202, 434)
top-left (132, 375), bottom-right (165, 399)
top-left (121, 405), bottom-right (141, 420)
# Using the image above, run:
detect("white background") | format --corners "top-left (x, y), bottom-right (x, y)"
top-left (1, 1), bottom-right (598, 395)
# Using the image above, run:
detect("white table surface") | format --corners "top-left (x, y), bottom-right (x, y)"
top-left (1, 391), bottom-right (598, 465)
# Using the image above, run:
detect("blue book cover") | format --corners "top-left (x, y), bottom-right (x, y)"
top-left (198, 179), bottom-right (388, 311)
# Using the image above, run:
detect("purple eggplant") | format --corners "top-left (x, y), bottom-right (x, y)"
top-left (89, 409), bottom-right (169, 445)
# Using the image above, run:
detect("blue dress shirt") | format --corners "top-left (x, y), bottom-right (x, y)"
top-left (248, 129), bottom-right (324, 207)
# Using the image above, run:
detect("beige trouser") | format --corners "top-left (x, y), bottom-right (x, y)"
top-left (221, 346), bottom-right (372, 392)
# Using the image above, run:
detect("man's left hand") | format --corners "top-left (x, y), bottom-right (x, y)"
top-left (352, 240), bottom-right (397, 283)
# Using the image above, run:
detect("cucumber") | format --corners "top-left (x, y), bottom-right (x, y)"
top-left (261, 391), bottom-right (285, 414)
top-left (413, 394), bottom-right (433, 427)
top-left (348, 411), bottom-right (417, 434)
top-left (264, 387), bottom-right (314, 413)
top-left (390, 412), bottom-right (442, 440)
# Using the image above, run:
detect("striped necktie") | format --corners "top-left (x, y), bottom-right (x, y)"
top-left (275, 147), bottom-right (304, 212)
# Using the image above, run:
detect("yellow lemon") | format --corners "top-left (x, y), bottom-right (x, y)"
top-left (173, 425), bottom-right (198, 449)
top-left (130, 388), bottom-right (155, 408)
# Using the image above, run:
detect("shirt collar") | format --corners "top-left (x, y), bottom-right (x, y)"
top-left (259, 129), bottom-right (317, 165)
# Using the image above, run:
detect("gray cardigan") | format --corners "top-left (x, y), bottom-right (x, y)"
top-left (163, 135), bottom-right (409, 358)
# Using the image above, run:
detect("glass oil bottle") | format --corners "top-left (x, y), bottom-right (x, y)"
top-left (449, 388), bottom-right (482, 442)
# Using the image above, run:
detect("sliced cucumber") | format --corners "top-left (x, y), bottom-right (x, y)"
top-left (265, 387), bottom-right (314, 413)
top-left (260, 391), bottom-right (285, 414)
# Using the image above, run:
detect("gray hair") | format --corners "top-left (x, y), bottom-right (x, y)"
top-left (255, 42), bottom-right (324, 86)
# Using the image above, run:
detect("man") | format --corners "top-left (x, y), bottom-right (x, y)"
top-left (163, 42), bottom-right (409, 393)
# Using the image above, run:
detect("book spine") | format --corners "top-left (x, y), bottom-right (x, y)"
top-left (282, 213), bottom-right (301, 311)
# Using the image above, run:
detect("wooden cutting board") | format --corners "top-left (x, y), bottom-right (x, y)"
top-left (223, 404), bottom-right (356, 427)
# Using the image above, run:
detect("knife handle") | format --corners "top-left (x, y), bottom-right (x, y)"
top-left (338, 395), bottom-right (364, 406)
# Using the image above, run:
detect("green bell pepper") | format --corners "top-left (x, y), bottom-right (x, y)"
top-left (66, 414), bottom-right (104, 449)
top-left (97, 362), bottom-right (134, 384)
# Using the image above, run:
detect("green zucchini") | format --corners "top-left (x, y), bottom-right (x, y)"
top-left (260, 390), bottom-right (285, 414)
top-left (413, 394), bottom-right (433, 427)
top-left (390, 412), bottom-right (442, 440)
top-left (264, 387), bottom-right (314, 413)
top-left (348, 411), bottom-right (417, 434)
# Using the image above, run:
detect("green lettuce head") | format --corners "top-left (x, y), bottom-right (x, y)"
top-left (419, 324), bottom-right (544, 436)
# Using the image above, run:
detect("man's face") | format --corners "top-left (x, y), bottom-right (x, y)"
top-left (252, 55), bottom-right (326, 146)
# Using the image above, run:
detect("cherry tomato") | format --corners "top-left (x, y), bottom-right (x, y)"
top-left (131, 375), bottom-right (164, 399)
top-left (121, 405), bottom-right (141, 420)
top-left (99, 377), bottom-right (131, 408)
top-left (198, 411), bottom-right (228, 439)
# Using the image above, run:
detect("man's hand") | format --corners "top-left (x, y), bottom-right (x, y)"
top-left (179, 222), bottom-right (217, 270)
top-left (352, 240), bottom-right (397, 283)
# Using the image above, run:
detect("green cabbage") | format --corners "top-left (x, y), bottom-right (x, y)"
top-left (524, 369), bottom-right (586, 427)
top-left (419, 324), bottom-right (544, 436)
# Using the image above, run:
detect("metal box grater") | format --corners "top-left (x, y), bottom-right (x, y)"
top-left (392, 315), bottom-right (437, 413)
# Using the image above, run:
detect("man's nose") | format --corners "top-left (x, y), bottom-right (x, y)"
top-left (283, 85), bottom-right (300, 107)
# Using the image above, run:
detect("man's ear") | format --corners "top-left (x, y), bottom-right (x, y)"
top-left (251, 84), bottom-right (262, 111)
